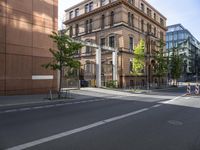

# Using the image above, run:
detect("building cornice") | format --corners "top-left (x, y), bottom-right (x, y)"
top-left (122, 0), bottom-right (167, 31)
top-left (64, 0), bottom-right (122, 25)
top-left (65, 0), bottom-right (92, 12)
top-left (141, 0), bottom-right (167, 20)
top-left (64, 0), bottom-right (167, 31)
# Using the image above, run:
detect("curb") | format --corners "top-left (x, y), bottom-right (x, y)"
top-left (0, 97), bottom-right (91, 109)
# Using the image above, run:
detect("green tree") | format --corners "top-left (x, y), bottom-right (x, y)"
top-left (170, 47), bottom-right (183, 86)
top-left (43, 31), bottom-right (82, 98)
top-left (154, 40), bottom-right (168, 87)
top-left (131, 39), bottom-right (145, 90)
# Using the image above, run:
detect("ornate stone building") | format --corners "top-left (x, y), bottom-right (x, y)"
top-left (64, 0), bottom-right (167, 88)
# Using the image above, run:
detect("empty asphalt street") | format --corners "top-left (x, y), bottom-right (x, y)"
top-left (1, 87), bottom-right (200, 150)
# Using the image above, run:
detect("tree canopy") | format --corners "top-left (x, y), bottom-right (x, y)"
top-left (43, 31), bottom-right (82, 98)
top-left (170, 47), bottom-right (183, 82)
top-left (131, 39), bottom-right (145, 76)
top-left (43, 31), bottom-right (82, 71)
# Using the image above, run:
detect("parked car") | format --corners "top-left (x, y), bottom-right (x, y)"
top-left (80, 80), bottom-right (89, 87)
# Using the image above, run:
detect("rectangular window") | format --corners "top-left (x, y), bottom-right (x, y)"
top-left (101, 0), bottom-right (106, 6)
top-left (75, 8), bottom-right (79, 17)
top-left (85, 63), bottom-right (91, 72)
top-left (100, 38), bottom-right (106, 47)
top-left (86, 46), bottom-right (91, 53)
top-left (109, 36), bottom-right (115, 48)
top-left (110, 11), bottom-right (114, 26)
top-left (154, 27), bottom-right (156, 36)
top-left (89, 19), bottom-right (92, 32)
top-left (141, 3), bottom-right (144, 12)
top-left (154, 13), bottom-right (156, 20)
top-left (160, 31), bottom-right (164, 40)
top-left (89, 2), bottom-right (93, 12)
top-left (75, 24), bottom-right (79, 36)
top-left (131, 14), bottom-right (134, 27)
top-left (147, 23), bottom-right (151, 33)
top-left (69, 11), bottom-right (73, 19)
top-left (85, 4), bottom-right (89, 13)
top-left (147, 8), bottom-right (151, 17)
top-left (160, 18), bottom-right (164, 26)
top-left (128, 0), bottom-right (134, 5)
top-left (101, 15), bottom-right (105, 29)
top-left (141, 19), bottom-right (144, 32)
top-left (174, 33), bottom-right (177, 40)
top-left (85, 20), bottom-right (89, 33)
top-left (169, 42), bottom-right (172, 49)
top-left (166, 43), bottom-right (169, 49)
top-left (169, 34), bottom-right (172, 41)
top-left (128, 13), bottom-right (134, 27)
top-left (129, 37), bottom-right (134, 51)
top-left (128, 12), bottom-right (131, 26)
top-left (166, 35), bottom-right (169, 41)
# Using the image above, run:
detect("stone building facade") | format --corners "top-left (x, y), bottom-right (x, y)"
top-left (64, 0), bottom-right (167, 88)
top-left (0, 0), bottom-right (58, 95)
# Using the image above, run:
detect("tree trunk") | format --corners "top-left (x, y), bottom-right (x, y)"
top-left (58, 68), bottom-right (62, 99)
top-left (134, 76), bottom-right (136, 92)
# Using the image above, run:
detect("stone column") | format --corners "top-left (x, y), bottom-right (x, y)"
top-left (96, 47), bottom-right (101, 87)
top-left (112, 50), bottom-right (117, 81)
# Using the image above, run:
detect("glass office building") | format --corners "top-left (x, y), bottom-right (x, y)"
top-left (166, 24), bottom-right (200, 81)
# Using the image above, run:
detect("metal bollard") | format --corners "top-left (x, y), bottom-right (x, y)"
top-left (187, 83), bottom-right (191, 95)
top-left (49, 89), bottom-right (53, 100)
top-left (195, 83), bottom-right (199, 95)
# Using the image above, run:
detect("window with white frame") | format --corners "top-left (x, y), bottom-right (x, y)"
top-left (75, 8), bottom-right (79, 17)
top-left (101, 0), bottom-right (106, 6)
top-left (129, 36), bottom-right (134, 52)
top-left (69, 11), bottom-right (73, 19)
top-left (109, 36), bottom-right (115, 48)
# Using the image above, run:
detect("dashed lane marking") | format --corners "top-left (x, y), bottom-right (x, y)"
top-left (151, 104), bottom-right (162, 108)
top-left (5, 105), bottom-right (154, 150)
top-left (4, 109), bottom-right (17, 113)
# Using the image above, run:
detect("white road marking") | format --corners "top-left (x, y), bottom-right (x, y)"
top-left (19, 108), bottom-right (31, 111)
top-left (4, 109), bottom-right (17, 113)
top-left (55, 104), bottom-right (64, 107)
top-left (161, 94), bottom-right (185, 104)
top-left (43, 105), bottom-right (54, 108)
top-left (0, 99), bottom-right (107, 114)
top-left (6, 106), bottom-right (154, 150)
top-left (151, 104), bottom-right (162, 108)
top-left (32, 106), bottom-right (43, 110)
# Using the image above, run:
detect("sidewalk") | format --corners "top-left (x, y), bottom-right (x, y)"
top-left (0, 86), bottom-right (187, 108)
top-left (0, 91), bottom-right (92, 107)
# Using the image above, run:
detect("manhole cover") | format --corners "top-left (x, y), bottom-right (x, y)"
top-left (168, 120), bottom-right (183, 126)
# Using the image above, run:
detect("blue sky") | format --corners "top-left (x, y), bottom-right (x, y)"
top-left (59, 0), bottom-right (200, 41)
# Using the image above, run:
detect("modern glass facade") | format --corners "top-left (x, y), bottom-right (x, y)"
top-left (166, 24), bottom-right (200, 81)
